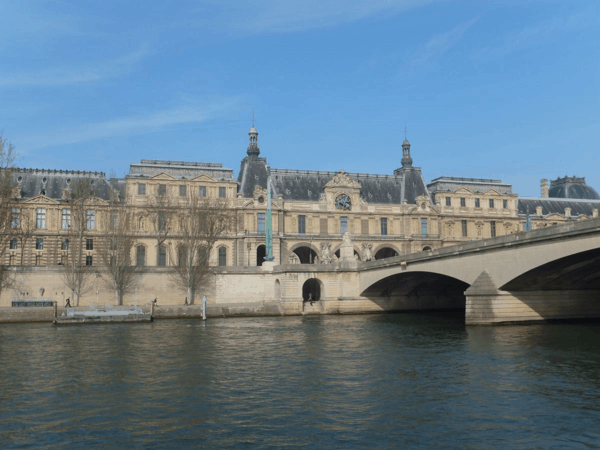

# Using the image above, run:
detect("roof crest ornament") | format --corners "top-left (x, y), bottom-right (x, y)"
top-left (324, 170), bottom-right (361, 189)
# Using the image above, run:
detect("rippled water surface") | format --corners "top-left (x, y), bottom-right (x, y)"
top-left (1, 313), bottom-right (600, 448)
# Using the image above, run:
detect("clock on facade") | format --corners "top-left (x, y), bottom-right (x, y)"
top-left (335, 193), bottom-right (351, 210)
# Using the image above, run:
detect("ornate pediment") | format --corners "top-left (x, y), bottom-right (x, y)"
top-left (324, 170), bottom-right (361, 189)
top-left (454, 188), bottom-right (472, 194)
top-left (253, 185), bottom-right (268, 202)
top-left (190, 174), bottom-right (217, 182)
top-left (149, 173), bottom-right (177, 180)
top-left (22, 195), bottom-right (60, 205)
top-left (483, 189), bottom-right (501, 196)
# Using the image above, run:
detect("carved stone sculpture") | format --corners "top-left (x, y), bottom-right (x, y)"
top-left (362, 243), bottom-right (373, 262)
top-left (320, 243), bottom-right (333, 264)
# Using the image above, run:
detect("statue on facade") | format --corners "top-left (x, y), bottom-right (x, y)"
top-left (342, 232), bottom-right (352, 245)
top-left (320, 243), bottom-right (333, 264)
top-left (362, 243), bottom-right (373, 262)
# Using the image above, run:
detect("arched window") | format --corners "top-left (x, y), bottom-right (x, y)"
top-left (218, 247), bottom-right (227, 267)
top-left (158, 246), bottom-right (167, 266)
top-left (136, 246), bottom-right (146, 266)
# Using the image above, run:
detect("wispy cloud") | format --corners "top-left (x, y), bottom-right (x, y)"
top-left (0, 46), bottom-right (151, 87)
top-left (17, 98), bottom-right (240, 152)
top-left (194, 0), bottom-right (436, 35)
top-left (475, 6), bottom-right (600, 60)
top-left (410, 16), bottom-right (480, 70)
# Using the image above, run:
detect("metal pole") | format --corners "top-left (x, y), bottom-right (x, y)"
top-left (265, 176), bottom-right (274, 262)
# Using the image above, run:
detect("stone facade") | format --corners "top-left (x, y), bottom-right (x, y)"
top-left (3, 126), bottom-right (600, 307)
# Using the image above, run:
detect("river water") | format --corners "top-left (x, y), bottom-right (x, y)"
top-left (1, 313), bottom-right (600, 448)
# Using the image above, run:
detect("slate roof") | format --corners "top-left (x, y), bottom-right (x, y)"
top-left (129, 159), bottom-right (235, 180)
top-left (11, 168), bottom-right (122, 201)
top-left (518, 197), bottom-right (600, 217)
top-left (427, 176), bottom-right (515, 195)
top-left (238, 155), bottom-right (429, 204)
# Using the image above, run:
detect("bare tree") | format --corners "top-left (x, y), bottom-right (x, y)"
top-left (97, 203), bottom-right (144, 305)
top-left (60, 179), bottom-right (98, 305)
top-left (14, 209), bottom-right (34, 265)
top-left (170, 196), bottom-right (234, 304)
top-left (0, 134), bottom-right (18, 297)
top-left (146, 190), bottom-right (175, 265)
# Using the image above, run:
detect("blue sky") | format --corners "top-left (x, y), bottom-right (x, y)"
top-left (1, 0), bottom-right (599, 196)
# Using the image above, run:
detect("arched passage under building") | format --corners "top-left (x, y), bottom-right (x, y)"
top-left (293, 246), bottom-right (318, 264)
top-left (256, 245), bottom-right (266, 266)
top-left (302, 278), bottom-right (322, 301)
top-left (374, 247), bottom-right (399, 260)
top-left (361, 271), bottom-right (470, 312)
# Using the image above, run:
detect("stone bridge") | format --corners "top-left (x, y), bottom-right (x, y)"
top-left (269, 218), bottom-right (600, 324)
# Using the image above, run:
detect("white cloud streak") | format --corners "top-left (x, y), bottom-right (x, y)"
top-left (410, 16), bottom-right (480, 70)
top-left (0, 46), bottom-right (151, 87)
top-left (17, 98), bottom-right (240, 152)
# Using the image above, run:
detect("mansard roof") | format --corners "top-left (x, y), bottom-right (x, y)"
top-left (238, 156), bottom-right (429, 204)
top-left (128, 159), bottom-right (235, 180)
top-left (518, 197), bottom-right (600, 217)
top-left (427, 176), bottom-right (515, 195)
top-left (11, 168), bottom-right (121, 202)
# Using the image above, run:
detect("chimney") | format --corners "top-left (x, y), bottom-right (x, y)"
top-left (536, 206), bottom-right (543, 216)
top-left (540, 179), bottom-right (549, 198)
top-left (565, 207), bottom-right (571, 217)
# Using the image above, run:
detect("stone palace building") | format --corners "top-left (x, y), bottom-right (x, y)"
top-left (6, 126), bottom-right (600, 273)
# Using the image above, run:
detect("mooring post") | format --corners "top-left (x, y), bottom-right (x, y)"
top-left (202, 295), bottom-right (207, 320)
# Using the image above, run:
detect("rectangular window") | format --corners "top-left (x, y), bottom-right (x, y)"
top-left (36, 208), bottom-right (46, 229)
top-left (86, 255), bottom-right (93, 266)
top-left (86, 210), bottom-right (95, 230)
top-left (199, 186), bottom-right (206, 197)
top-left (489, 199), bottom-right (495, 209)
top-left (475, 198), bottom-right (480, 208)
top-left (158, 184), bottom-right (167, 196)
top-left (298, 215), bottom-right (306, 235)
top-left (219, 187), bottom-right (226, 198)
top-left (340, 216), bottom-right (348, 235)
top-left (138, 183), bottom-right (146, 195)
top-left (461, 220), bottom-right (468, 237)
top-left (10, 238), bottom-right (17, 250)
top-left (503, 199), bottom-right (508, 209)
top-left (179, 185), bottom-right (186, 197)
top-left (421, 218), bottom-right (428, 235)
top-left (257, 213), bottom-right (265, 234)
top-left (460, 198), bottom-right (466, 207)
top-left (158, 246), bottom-right (167, 267)
top-left (445, 197), bottom-right (451, 207)
top-left (218, 247), bottom-right (227, 267)
top-left (380, 218), bottom-right (388, 236)
top-left (36, 255), bottom-right (42, 266)
top-left (158, 212), bottom-right (166, 231)
top-left (62, 209), bottom-right (71, 230)
top-left (36, 238), bottom-right (44, 250)
top-left (491, 221), bottom-right (496, 237)
top-left (11, 207), bottom-right (20, 229)
top-left (62, 238), bottom-right (69, 251)
top-left (86, 239), bottom-right (93, 251)
top-left (110, 210), bottom-right (118, 230)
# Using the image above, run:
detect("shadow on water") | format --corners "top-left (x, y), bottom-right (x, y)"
top-left (1, 314), bottom-right (599, 448)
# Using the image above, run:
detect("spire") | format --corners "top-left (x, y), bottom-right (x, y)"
top-left (401, 137), bottom-right (412, 168)
top-left (247, 125), bottom-right (260, 157)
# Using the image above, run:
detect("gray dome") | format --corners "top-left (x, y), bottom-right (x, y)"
top-left (549, 176), bottom-right (600, 200)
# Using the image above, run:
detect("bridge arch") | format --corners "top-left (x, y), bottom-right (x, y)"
top-left (361, 271), bottom-right (470, 311)
top-left (302, 278), bottom-right (324, 301)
